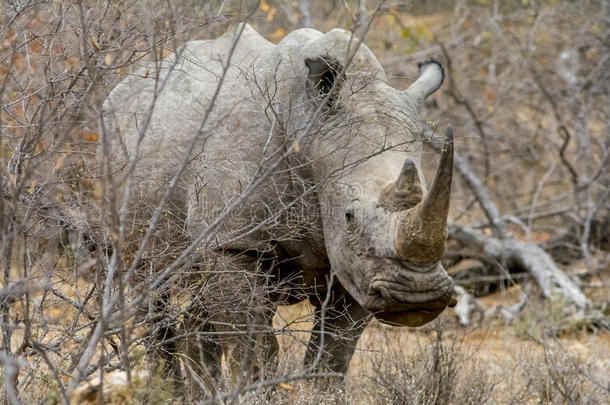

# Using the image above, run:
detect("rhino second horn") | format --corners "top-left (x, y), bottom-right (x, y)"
top-left (395, 126), bottom-right (454, 264)
top-left (403, 61), bottom-right (444, 105)
top-left (378, 159), bottom-right (423, 211)
top-left (396, 159), bottom-right (421, 191)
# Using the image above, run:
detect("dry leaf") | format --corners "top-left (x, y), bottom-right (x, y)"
top-left (88, 36), bottom-right (101, 52)
top-left (83, 131), bottom-right (99, 142)
top-left (267, 7), bottom-right (277, 22)
top-left (278, 382), bottom-right (294, 390)
top-left (270, 28), bottom-right (286, 43)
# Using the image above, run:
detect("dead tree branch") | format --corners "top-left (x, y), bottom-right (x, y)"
top-left (449, 224), bottom-right (588, 309)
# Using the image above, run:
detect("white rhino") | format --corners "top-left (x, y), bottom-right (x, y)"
top-left (98, 23), bottom-right (455, 392)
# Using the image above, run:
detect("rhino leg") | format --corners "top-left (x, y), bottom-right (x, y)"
top-left (183, 253), bottom-right (280, 391)
top-left (304, 283), bottom-right (370, 374)
top-left (180, 303), bottom-right (222, 399)
top-left (218, 302), bottom-right (279, 387)
top-left (148, 292), bottom-right (185, 395)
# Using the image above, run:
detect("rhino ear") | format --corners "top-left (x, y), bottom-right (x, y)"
top-left (305, 56), bottom-right (343, 106)
top-left (403, 60), bottom-right (444, 107)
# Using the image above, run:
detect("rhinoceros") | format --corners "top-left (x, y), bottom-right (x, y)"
top-left (96, 23), bottom-right (455, 391)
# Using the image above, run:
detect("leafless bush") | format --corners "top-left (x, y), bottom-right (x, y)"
top-left (1, 1), bottom-right (608, 404)
top-left (249, 313), bottom-right (607, 405)
top-left (363, 322), bottom-right (495, 405)
top-left (519, 335), bottom-right (609, 405)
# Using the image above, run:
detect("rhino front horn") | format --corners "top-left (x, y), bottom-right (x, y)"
top-left (395, 126), bottom-right (454, 264)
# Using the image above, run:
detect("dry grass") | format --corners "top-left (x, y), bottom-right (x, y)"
top-left (222, 294), bottom-right (609, 405)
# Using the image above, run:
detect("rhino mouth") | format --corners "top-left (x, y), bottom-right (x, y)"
top-left (368, 293), bottom-right (457, 327)
top-left (373, 307), bottom-right (447, 327)
top-left (364, 261), bottom-right (456, 327)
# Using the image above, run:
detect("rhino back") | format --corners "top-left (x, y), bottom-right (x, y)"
top-left (100, 25), bottom-right (326, 252)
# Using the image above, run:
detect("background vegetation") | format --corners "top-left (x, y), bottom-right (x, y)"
top-left (0, 0), bottom-right (608, 403)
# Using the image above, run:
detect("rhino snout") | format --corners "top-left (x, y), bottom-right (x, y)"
top-left (364, 263), bottom-right (454, 315)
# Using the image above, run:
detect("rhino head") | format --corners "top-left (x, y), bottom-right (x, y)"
top-left (302, 30), bottom-right (455, 327)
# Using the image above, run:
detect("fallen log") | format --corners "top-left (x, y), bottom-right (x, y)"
top-left (449, 224), bottom-right (588, 308)
top-left (453, 283), bottom-right (530, 326)
top-left (453, 285), bottom-right (484, 326)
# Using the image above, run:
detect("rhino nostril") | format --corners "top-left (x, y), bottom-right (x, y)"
top-left (368, 284), bottom-right (392, 302)
top-left (365, 285), bottom-right (386, 311)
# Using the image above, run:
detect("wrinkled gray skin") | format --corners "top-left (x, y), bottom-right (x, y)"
top-left (101, 24), bottom-right (455, 392)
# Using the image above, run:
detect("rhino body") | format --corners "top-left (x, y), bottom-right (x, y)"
top-left (98, 24), bottom-right (455, 391)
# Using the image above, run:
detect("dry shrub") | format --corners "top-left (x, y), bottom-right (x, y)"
top-left (238, 321), bottom-right (497, 405)
top-left (238, 314), bottom-right (608, 405)
top-left (362, 323), bottom-right (496, 405)
top-left (519, 336), bottom-right (609, 405)
top-left (512, 293), bottom-right (610, 339)
top-left (248, 380), bottom-right (354, 405)
top-left (53, 315), bottom-right (609, 404)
